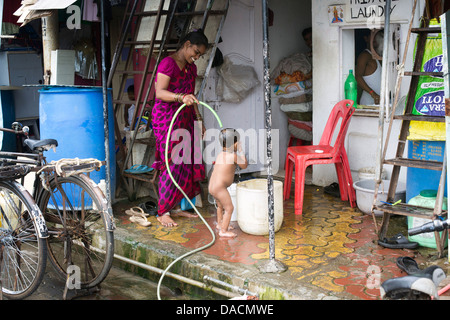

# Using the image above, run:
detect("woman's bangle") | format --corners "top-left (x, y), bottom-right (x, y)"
top-left (369, 90), bottom-right (374, 95)
top-left (174, 93), bottom-right (186, 103)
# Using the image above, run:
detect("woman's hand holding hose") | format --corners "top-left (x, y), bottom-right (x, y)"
top-left (181, 94), bottom-right (198, 106)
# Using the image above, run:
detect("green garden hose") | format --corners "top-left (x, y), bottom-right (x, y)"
top-left (157, 101), bottom-right (223, 300)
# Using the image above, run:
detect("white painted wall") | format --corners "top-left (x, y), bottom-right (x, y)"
top-left (311, 0), bottom-right (423, 186)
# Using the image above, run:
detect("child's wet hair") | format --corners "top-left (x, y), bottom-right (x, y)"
top-left (219, 128), bottom-right (240, 150)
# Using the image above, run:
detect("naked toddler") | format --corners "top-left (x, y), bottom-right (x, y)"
top-left (208, 128), bottom-right (248, 238)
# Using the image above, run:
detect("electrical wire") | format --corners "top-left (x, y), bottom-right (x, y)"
top-left (157, 101), bottom-right (223, 300)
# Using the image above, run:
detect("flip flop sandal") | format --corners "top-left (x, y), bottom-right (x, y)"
top-left (125, 206), bottom-right (149, 217)
top-left (138, 201), bottom-right (158, 216)
top-left (129, 215), bottom-right (151, 227)
top-left (124, 164), bottom-right (154, 174)
top-left (324, 182), bottom-right (340, 198)
top-left (378, 233), bottom-right (419, 249)
top-left (396, 257), bottom-right (421, 274)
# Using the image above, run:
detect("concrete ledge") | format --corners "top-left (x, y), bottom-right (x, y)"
top-left (111, 221), bottom-right (326, 300)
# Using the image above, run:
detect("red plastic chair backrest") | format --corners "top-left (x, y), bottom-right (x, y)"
top-left (318, 99), bottom-right (355, 154)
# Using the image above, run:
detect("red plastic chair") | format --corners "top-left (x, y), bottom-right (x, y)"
top-left (284, 99), bottom-right (356, 215)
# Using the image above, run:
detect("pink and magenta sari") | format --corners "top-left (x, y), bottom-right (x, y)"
top-left (151, 56), bottom-right (205, 215)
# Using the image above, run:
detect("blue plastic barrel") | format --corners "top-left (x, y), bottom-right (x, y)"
top-left (406, 140), bottom-right (446, 202)
top-left (39, 86), bottom-right (115, 198)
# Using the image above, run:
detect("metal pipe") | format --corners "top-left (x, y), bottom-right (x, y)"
top-left (113, 253), bottom-right (239, 298)
top-left (84, 242), bottom-right (245, 298)
top-left (100, 0), bottom-right (113, 221)
top-left (203, 275), bottom-right (258, 297)
top-left (262, 0), bottom-right (275, 262)
top-left (375, 0), bottom-right (391, 182)
top-left (41, 11), bottom-right (59, 84)
top-left (113, 252), bottom-right (242, 298)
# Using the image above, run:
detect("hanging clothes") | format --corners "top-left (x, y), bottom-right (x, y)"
top-left (83, 0), bottom-right (100, 22)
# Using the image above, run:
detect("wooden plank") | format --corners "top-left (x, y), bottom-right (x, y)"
top-left (374, 203), bottom-right (446, 219)
top-left (383, 158), bottom-right (443, 170)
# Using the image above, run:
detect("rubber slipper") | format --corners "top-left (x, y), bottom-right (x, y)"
top-left (124, 164), bottom-right (154, 174)
top-left (129, 215), bottom-right (151, 227)
top-left (396, 257), bottom-right (421, 274)
top-left (324, 182), bottom-right (340, 198)
top-left (377, 233), bottom-right (419, 249)
top-left (125, 206), bottom-right (149, 217)
top-left (124, 164), bottom-right (142, 173)
top-left (138, 201), bottom-right (158, 216)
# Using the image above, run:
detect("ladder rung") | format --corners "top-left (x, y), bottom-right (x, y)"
top-left (374, 203), bottom-right (446, 219)
top-left (404, 71), bottom-right (443, 77)
top-left (393, 114), bottom-right (445, 122)
top-left (115, 70), bottom-right (152, 75)
top-left (113, 100), bottom-right (134, 105)
top-left (383, 158), bottom-right (443, 170)
top-left (131, 10), bottom-right (170, 17)
top-left (136, 138), bottom-right (156, 146)
top-left (124, 40), bottom-right (161, 45)
top-left (411, 27), bottom-right (441, 33)
top-left (174, 10), bottom-right (227, 17)
top-left (123, 171), bottom-right (157, 183)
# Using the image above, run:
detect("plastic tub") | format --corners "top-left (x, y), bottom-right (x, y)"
top-left (236, 179), bottom-right (283, 235)
top-left (353, 179), bottom-right (406, 216)
top-left (39, 86), bottom-right (116, 198)
top-left (407, 189), bottom-right (448, 248)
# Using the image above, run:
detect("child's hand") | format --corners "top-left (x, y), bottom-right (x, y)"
top-left (237, 141), bottom-right (243, 153)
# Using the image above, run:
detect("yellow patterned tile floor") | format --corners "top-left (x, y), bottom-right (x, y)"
top-left (113, 181), bottom-right (450, 300)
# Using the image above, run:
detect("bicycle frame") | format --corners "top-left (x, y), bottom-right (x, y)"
top-left (0, 143), bottom-right (115, 233)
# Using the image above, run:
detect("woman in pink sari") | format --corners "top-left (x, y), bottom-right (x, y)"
top-left (152, 30), bottom-right (208, 227)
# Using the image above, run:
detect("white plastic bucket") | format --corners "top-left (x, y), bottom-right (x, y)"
top-left (358, 167), bottom-right (387, 181)
top-left (236, 179), bottom-right (283, 235)
top-left (353, 179), bottom-right (406, 216)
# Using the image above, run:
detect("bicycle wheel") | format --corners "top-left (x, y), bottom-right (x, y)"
top-left (0, 181), bottom-right (47, 299)
top-left (37, 174), bottom-right (114, 289)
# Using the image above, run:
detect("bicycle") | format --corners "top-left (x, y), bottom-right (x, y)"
top-left (0, 154), bottom-right (48, 299)
top-left (0, 123), bottom-right (115, 291)
top-left (380, 218), bottom-right (450, 300)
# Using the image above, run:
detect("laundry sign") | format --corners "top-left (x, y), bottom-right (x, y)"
top-left (343, 0), bottom-right (412, 24)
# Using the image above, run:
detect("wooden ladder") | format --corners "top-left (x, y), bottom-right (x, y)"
top-left (372, 5), bottom-right (448, 257)
top-left (108, 0), bottom-right (230, 200)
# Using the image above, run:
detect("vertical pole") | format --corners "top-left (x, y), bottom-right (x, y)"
top-left (41, 11), bottom-right (59, 85)
top-left (375, 0), bottom-right (391, 182)
top-left (257, 0), bottom-right (286, 273)
top-left (262, 0), bottom-right (275, 261)
top-left (442, 10), bottom-right (450, 261)
top-left (100, 0), bottom-right (113, 213)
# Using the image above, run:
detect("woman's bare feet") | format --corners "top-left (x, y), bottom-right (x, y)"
top-left (171, 208), bottom-right (198, 218)
top-left (157, 214), bottom-right (178, 227)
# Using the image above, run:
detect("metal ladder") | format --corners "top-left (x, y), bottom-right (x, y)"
top-left (108, 0), bottom-right (230, 200)
top-left (372, 0), bottom-right (448, 257)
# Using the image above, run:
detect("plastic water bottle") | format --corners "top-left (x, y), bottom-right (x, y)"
top-left (345, 70), bottom-right (358, 107)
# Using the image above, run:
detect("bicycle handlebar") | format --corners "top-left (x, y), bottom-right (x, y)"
top-left (0, 122), bottom-right (29, 136)
top-left (408, 219), bottom-right (449, 236)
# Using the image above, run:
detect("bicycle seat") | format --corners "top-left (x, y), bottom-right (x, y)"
top-left (24, 138), bottom-right (58, 152)
top-left (380, 275), bottom-right (438, 300)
